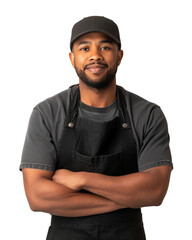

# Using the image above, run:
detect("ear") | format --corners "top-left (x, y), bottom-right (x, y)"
top-left (69, 52), bottom-right (75, 68)
top-left (117, 50), bottom-right (123, 66)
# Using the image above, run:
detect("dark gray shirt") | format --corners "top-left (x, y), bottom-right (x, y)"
top-left (20, 85), bottom-right (173, 172)
top-left (78, 99), bottom-right (119, 122)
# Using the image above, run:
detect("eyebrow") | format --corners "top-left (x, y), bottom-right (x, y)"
top-left (77, 40), bottom-right (113, 46)
top-left (78, 41), bottom-right (91, 46)
top-left (100, 40), bottom-right (113, 44)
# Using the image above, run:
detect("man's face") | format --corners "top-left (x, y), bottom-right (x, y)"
top-left (69, 32), bottom-right (123, 89)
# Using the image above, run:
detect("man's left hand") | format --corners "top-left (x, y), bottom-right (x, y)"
top-left (52, 169), bottom-right (83, 191)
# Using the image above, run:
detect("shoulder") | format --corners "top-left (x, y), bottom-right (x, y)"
top-left (118, 86), bottom-right (168, 146)
top-left (118, 85), bottom-right (160, 120)
top-left (34, 85), bottom-right (77, 118)
top-left (35, 88), bottom-right (69, 116)
top-left (31, 85), bottom-right (77, 131)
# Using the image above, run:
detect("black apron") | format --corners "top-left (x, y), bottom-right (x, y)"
top-left (46, 85), bottom-right (146, 240)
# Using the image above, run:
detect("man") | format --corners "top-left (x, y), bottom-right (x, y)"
top-left (20, 16), bottom-right (173, 239)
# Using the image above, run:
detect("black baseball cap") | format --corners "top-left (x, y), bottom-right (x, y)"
top-left (70, 16), bottom-right (121, 50)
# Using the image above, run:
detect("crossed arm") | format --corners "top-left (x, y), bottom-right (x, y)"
top-left (22, 168), bottom-right (124, 217)
top-left (22, 166), bottom-right (172, 217)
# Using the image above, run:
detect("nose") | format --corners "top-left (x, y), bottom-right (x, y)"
top-left (89, 48), bottom-right (103, 61)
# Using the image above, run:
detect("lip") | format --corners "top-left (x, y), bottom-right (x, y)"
top-left (84, 64), bottom-right (107, 73)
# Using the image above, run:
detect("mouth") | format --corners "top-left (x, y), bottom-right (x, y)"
top-left (84, 63), bottom-right (108, 74)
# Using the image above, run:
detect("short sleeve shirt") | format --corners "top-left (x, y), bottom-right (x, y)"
top-left (20, 85), bottom-right (173, 172)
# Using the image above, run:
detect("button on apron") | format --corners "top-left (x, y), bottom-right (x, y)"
top-left (68, 122), bottom-right (74, 128)
top-left (122, 122), bottom-right (128, 128)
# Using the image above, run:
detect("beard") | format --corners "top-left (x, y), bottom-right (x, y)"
top-left (74, 60), bottom-right (118, 90)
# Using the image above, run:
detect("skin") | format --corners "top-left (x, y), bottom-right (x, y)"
top-left (22, 168), bottom-right (124, 217)
top-left (22, 32), bottom-right (172, 217)
top-left (52, 166), bottom-right (172, 208)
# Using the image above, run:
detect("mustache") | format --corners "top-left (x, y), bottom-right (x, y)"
top-left (84, 62), bottom-right (108, 70)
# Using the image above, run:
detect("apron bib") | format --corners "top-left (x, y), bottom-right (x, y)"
top-left (46, 85), bottom-right (146, 240)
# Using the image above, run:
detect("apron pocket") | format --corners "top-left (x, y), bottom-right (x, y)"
top-left (72, 151), bottom-right (123, 176)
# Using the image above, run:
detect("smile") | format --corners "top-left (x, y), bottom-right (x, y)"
top-left (84, 64), bottom-right (108, 74)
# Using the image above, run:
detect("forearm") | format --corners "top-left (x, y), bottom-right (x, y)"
top-left (25, 176), bottom-right (122, 217)
top-left (80, 167), bottom-right (171, 208)
top-left (80, 172), bottom-right (155, 208)
top-left (48, 190), bottom-right (123, 217)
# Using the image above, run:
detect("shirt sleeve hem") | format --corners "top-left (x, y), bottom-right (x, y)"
top-left (19, 163), bottom-right (55, 172)
top-left (139, 160), bottom-right (173, 172)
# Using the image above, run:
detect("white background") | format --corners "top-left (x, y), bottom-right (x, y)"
top-left (0, 0), bottom-right (191, 239)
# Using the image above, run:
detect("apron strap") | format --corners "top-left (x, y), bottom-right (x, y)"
top-left (116, 86), bottom-right (132, 129)
top-left (65, 85), bottom-right (80, 128)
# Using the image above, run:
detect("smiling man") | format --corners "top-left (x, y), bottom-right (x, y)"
top-left (71, 32), bottom-right (122, 91)
top-left (20, 16), bottom-right (173, 240)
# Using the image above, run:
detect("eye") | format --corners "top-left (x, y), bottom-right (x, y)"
top-left (101, 46), bottom-right (111, 51)
top-left (80, 47), bottom-right (89, 52)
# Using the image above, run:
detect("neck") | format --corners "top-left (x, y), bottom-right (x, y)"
top-left (79, 79), bottom-right (117, 108)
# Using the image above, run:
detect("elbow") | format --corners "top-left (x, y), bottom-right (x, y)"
top-left (27, 196), bottom-right (48, 212)
top-left (29, 204), bottom-right (41, 212)
top-left (29, 202), bottom-right (50, 213)
top-left (153, 198), bottom-right (164, 207)
top-left (30, 206), bottom-right (39, 212)
top-left (28, 199), bottom-right (42, 212)
top-left (152, 190), bottom-right (167, 207)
